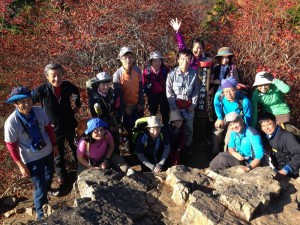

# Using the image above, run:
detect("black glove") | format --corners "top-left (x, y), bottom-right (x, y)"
top-left (261, 72), bottom-right (274, 81)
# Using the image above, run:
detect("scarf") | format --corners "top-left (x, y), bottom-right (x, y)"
top-left (16, 109), bottom-right (44, 152)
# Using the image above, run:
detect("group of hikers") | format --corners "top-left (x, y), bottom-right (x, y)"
top-left (3, 18), bottom-right (300, 220)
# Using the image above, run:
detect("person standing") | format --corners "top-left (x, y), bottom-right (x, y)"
top-left (113, 47), bottom-right (144, 150)
top-left (142, 51), bottom-right (170, 124)
top-left (166, 48), bottom-right (199, 153)
top-left (32, 63), bottom-right (81, 187)
top-left (4, 87), bottom-right (59, 220)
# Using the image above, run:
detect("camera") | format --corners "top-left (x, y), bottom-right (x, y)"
top-left (32, 138), bottom-right (47, 151)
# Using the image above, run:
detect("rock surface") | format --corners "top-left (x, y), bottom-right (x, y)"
top-left (23, 166), bottom-right (299, 225)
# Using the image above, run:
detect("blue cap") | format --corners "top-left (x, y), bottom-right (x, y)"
top-left (221, 77), bottom-right (238, 89)
top-left (84, 118), bottom-right (108, 134)
top-left (6, 86), bottom-right (32, 104)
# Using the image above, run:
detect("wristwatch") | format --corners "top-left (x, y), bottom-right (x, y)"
top-left (247, 164), bottom-right (253, 170)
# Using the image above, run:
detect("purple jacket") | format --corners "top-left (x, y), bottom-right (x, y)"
top-left (176, 31), bottom-right (200, 70)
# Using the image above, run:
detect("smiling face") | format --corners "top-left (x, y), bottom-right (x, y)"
top-left (91, 127), bottom-right (105, 140)
top-left (257, 84), bottom-right (270, 94)
top-left (98, 81), bottom-right (112, 94)
top-left (260, 119), bottom-right (277, 135)
top-left (223, 87), bottom-right (236, 102)
top-left (178, 53), bottom-right (191, 73)
top-left (14, 97), bottom-right (33, 115)
top-left (230, 118), bottom-right (245, 133)
top-left (151, 58), bottom-right (162, 71)
top-left (120, 53), bottom-right (134, 71)
top-left (148, 126), bottom-right (161, 139)
top-left (46, 69), bottom-right (63, 87)
top-left (192, 42), bottom-right (203, 57)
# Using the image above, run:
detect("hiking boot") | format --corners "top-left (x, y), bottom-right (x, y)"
top-left (42, 203), bottom-right (53, 217)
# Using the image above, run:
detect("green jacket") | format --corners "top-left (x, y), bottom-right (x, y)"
top-left (251, 79), bottom-right (290, 127)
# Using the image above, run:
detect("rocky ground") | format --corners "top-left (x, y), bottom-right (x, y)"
top-left (1, 140), bottom-right (300, 224)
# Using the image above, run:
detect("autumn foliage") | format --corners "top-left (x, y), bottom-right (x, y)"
top-left (1, 0), bottom-right (300, 198)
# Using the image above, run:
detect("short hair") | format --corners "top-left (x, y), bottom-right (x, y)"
top-left (44, 63), bottom-right (64, 76)
top-left (258, 112), bottom-right (276, 124)
top-left (177, 48), bottom-right (193, 59)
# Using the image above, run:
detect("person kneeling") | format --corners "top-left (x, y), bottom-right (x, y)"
top-left (136, 116), bottom-right (170, 173)
top-left (209, 112), bottom-right (264, 173)
top-left (77, 118), bottom-right (127, 175)
top-left (258, 112), bottom-right (300, 178)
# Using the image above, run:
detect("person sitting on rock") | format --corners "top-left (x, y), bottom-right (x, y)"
top-left (209, 112), bottom-right (264, 173)
top-left (166, 109), bottom-right (185, 165)
top-left (212, 77), bottom-right (252, 153)
top-left (136, 116), bottom-right (170, 173)
top-left (77, 118), bottom-right (129, 176)
top-left (142, 51), bottom-right (170, 125)
top-left (251, 71), bottom-right (291, 128)
top-left (258, 112), bottom-right (300, 178)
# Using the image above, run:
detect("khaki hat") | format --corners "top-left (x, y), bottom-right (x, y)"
top-left (150, 51), bottom-right (164, 60)
top-left (147, 116), bottom-right (163, 128)
top-left (253, 71), bottom-right (273, 86)
top-left (169, 109), bottom-right (183, 122)
top-left (119, 46), bottom-right (133, 58)
top-left (225, 112), bottom-right (243, 123)
top-left (96, 72), bottom-right (111, 83)
top-left (215, 47), bottom-right (234, 57)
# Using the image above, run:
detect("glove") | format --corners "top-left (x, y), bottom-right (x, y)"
top-left (261, 72), bottom-right (274, 81)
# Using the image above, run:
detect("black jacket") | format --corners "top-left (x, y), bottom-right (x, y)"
top-left (32, 81), bottom-right (81, 138)
top-left (268, 126), bottom-right (300, 176)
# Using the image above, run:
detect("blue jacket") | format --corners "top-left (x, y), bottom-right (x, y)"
top-left (228, 126), bottom-right (264, 163)
top-left (214, 90), bottom-right (252, 126)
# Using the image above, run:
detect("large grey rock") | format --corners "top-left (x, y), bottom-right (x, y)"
top-left (206, 166), bottom-right (281, 221)
top-left (182, 190), bottom-right (248, 225)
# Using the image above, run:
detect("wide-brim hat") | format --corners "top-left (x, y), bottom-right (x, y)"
top-left (6, 86), bottom-right (32, 104)
top-left (149, 51), bottom-right (164, 60)
top-left (169, 109), bottom-right (183, 122)
top-left (216, 47), bottom-right (234, 57)
top-left (96, 72), bottom-right (112, 83)
top-left (119, 46), bottom-right (133, 58)
top-left (225, 111), bottom-right (243, 123)
top-left (85, 118), bottom-right (108, 134)
top-left (147, 116), bottom-right (163, 128)
top-left (253, 71), bottom-right (273, 86)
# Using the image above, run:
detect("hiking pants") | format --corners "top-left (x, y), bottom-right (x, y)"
top-left (209, 151), bottom-right (241, 171)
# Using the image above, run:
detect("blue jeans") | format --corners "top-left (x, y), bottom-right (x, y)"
top-left (26, 153), bottom-right (54, 219)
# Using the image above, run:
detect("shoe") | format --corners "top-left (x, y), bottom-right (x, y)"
top-left (48, 189), bottom-right (60, 197)
top-left (42, 203), bottom-right (53, 217)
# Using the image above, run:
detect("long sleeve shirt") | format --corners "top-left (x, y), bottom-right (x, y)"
top-left (214, 90), bottom-right (252, 126)
top-left (166, 67), bottom-right (199, 111)
top-left (251, 78), bottom-right (290, 127)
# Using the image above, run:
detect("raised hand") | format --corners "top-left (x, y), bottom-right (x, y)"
top-left (170, 18), bottom-right (181, 32)
top-left (261, 72), bottom-right (274, 81)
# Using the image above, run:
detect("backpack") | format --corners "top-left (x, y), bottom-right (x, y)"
top-left (132, 117), bottom-right (163, 150)
top-left (132, 117), bottom-right (149, 146)
top-left (143, 65), bottom-right (168, 94)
